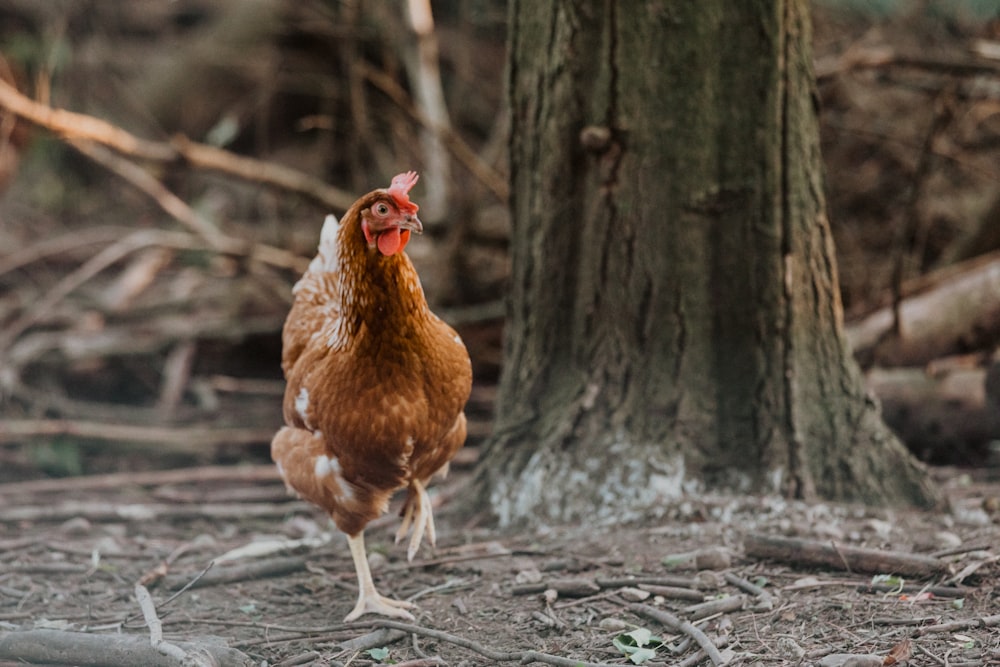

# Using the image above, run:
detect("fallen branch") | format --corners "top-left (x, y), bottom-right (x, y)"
top-left (0, 419), bottom-right (275, 451)
top-left (361, 64), bottom-right (508, 203)
top-left (134, 584), bottom-right (187, 663)
top-left (71, 139), bottom-right (228, 250)
top-left (0, 629), bottom-right (253, 667)
top-left (0, 500), bottom-right (303, 525)
top-left (628, 603), bottom-right (729, 667)
top-left (857, 582), bottom-right (970, 598)
top-left (847, 252), bottom-right (1000, 367)
top-left (0, 74), bottom-right (355, 211)
top-left (683, 594), bottom-right (747, 621)
top-left (744, 533), bottom-right (947, 577)
top-left (0, 464), bottom-right (278, 496)
top-left (914, 614), bottom-right (1000, 636)
top-left (865, 365), bottom-right (1000, 458)
top-left (0, 227), bottom-right (292, 358)
top-left (163, 556), bottom-right (309, 591)
top-left (350, 619), bottom-right (620, 667)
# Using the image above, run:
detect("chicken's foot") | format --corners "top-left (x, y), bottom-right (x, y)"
top-left (344, 531), bottom-right (416, 622)
top-left (395, 478), bottom-right (435, 562)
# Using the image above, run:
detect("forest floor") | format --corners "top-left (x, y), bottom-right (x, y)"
top-left (0, 463), bottom-right (997, 667)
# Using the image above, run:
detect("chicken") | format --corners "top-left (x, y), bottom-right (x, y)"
top-left (271, 172), bottom-right (472, 621)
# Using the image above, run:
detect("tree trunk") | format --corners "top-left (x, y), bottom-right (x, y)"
top-left (473, 0), bottom-right (940, 526)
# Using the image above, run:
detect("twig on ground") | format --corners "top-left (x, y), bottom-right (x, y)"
top-left (511, 577), bottom-right (600, 598)
top-left (0, 500), bottom-right (303, 525)
top-left (0, 628), bottom-right (253, 667)
top-left (636, 584), bottom-right (706, 601)
top-left (337, 627), bottom-right (406, 652)
top-left (163, 556), bottom-right (308, 591)
top-left (858, 582), bottom-right (971, 598)
top-left (134, 583), bottom-right (187, 663)
top-left (683, 594), bottom-right (747, 621)
top-left (629, 603), bottom-right (729, 667)
top-left (723, 571), bottom-right (776, 607)
top-left (914, 614), bottom-right (1000, 636)
top-left (596, 575), bottom-right (706, 590)
top-left (0, 464), bottom-right (279, 496)
top-left (0, 419), bottom-right (275, 451)
top-left (744, 533), bottom-right (946, 577)
top-left (348, 619), bottom-right (620, 667)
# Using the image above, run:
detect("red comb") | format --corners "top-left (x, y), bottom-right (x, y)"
top-left (388, 171), bottom-right (420, 215)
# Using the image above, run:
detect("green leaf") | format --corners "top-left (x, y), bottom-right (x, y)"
top-left (871, 574), bottom-right (904, 593)
top-left (367, 647), bottom-right (390, 661)
top-left (613, 628), bottom-right (662, 664)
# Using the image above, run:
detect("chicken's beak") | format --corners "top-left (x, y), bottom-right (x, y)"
top-left (399, 214), bottom-right (423, 235)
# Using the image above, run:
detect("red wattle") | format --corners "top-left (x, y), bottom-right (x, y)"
top-left (377, 228), bottom-right (402, 255)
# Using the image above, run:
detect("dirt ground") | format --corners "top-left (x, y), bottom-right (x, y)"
top-left (0, 464), bottom-right (997, 667)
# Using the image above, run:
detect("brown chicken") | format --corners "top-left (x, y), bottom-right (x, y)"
top-left (271, 172), bottom-right (472, 621)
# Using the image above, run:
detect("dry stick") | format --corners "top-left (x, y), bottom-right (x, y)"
top-left (0, 629), bottom-right (252, 667)
top-left (168, 134), bottom-right (355, 211)
top-left (0, 227), bottom-right (294, 358)
top-left (722, 572), bottom-right (771, 599)
top-left (350, 619), bottom-right (619, 667)
top-left (0, 464), bottom-right (278, 496)
top-left (0, 75), bottom-right (355, 211)
top-left (133, 584), bottom-right (187, 663)
top-left (0, 225), bottom-right (129, 277)
top-left (0, 419), bottom-right (275, 450)
top-left (889, 85), bottom-right (955, 337)
top-left (743, 533), bottom-right (946, 577)
top-left (360, 64), bottom-right (508, 202)
top-left (858, 582), bottom-right (970, 598)
top-left (163, 556), bottom-right (309, 591)
top-left (71, 139), bottom-right (227, 249)
top-left (683, 594), bottom-right (747, 621)
top-left (0, 228), bottom-right (176, 352)
top-left (914, 614), bottom-right (1000, 637)
top-left (628, 603), bottom-right (727, 667)
top-left (0, 500), bottom-right (304, 525)
top-left (70, 138), bottom-right (308, 273)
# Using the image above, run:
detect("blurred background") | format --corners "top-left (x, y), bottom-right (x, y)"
top-left (0, 0), bottom-right (998, 481)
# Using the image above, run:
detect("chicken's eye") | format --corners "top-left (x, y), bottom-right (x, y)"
top-left (373, 202), bottom-right (390, 216)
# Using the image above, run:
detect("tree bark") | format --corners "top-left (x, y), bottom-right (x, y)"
top-left (473, 0), bottom-right (940, 525)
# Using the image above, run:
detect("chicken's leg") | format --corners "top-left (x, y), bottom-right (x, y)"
top-left (394, 479), bottom-right (435, 562)
top-left (344, 531), bottom-right (416, 622)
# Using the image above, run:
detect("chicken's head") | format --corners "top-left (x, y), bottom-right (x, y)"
top-left (360, 171), bottom-right (423, 256)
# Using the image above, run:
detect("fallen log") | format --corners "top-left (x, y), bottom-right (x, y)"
top-left (865, 364), bottom-right (1000, 463)
top-left (744, 533), bottom-right (946, 577)
top-left (0, 629), bottom-right (253, 667)
top-left (847, 252), bottom-right (1000, 367)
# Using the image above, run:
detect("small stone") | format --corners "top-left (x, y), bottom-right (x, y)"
top-left (59, 517), bottom-right (91, 535)
top-left (776, 637), bottom-right (805, 660)
top-left (515, 568), bottom-right (543, 584)
top-left (934, 531), bottom-right (962, 549)
top-left (618, 587), bottom-right (651, 602)
top-left (694, 547), bottom-right (731, 570)
top-left (599, 618), bottom-right (629, 632)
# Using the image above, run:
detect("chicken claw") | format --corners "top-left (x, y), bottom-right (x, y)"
top-left (345, 531), bottom-right (416, 622)
top-left (395, 479), bottom-right (436, 562)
